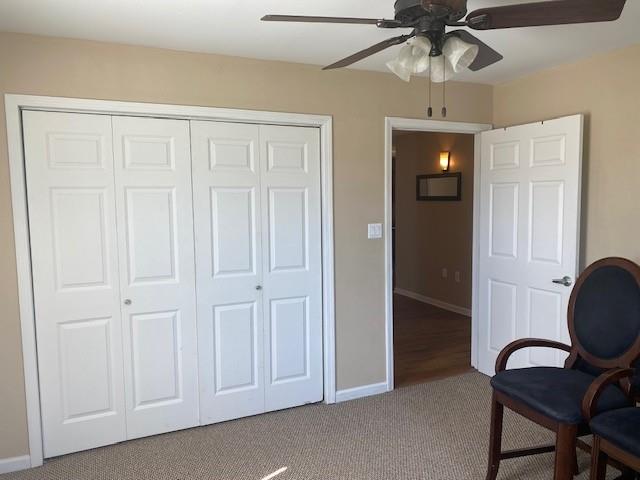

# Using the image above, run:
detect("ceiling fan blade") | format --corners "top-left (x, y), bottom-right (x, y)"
top-left (323, 34), bottom-right (414, 70)
top-left (262, 15), bottom-right (382, 25)
top-left (450, 30), bottom-right (503, 71)
top-left (466, 0), bottom-right (626, 30)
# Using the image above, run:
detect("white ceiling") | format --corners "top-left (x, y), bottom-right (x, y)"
top-left (1, 0), bottom-right (639, 85)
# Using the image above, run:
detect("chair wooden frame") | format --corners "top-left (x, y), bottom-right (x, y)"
top-left (486, 258), bottom-right (640, 480)
top-left (583, 368), bottom-right (640, 480)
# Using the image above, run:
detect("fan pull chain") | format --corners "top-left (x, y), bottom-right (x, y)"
top-left (442, 55), bottom-right (447, 118)
top-left (427, 60), bottom-right (433, 118)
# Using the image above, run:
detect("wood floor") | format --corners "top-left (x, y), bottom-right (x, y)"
top-left (393, 293), bottom-right (472, 388)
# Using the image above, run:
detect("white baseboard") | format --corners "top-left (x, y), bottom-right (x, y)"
top-left (335, 382), bottom-right (388, 403)
top-left (0, 455), bottom-right (31, 474)
top-left (394, 288), bottom-right (471, 317)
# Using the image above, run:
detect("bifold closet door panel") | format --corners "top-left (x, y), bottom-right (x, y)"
top-left (190, 121), bottom-right (266, 424)
top-left (23, 111), bottom-right (127, 457)
top-left (260, 125), bottom-right (324, 411)
top-left (25, 112), bottom-right (323, 457)
top-left (112, 116), bottom-right (199, 439)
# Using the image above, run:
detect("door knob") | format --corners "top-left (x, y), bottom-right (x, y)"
top-left (255, 285), bottom-right (263, 291)
top-left (123, 299), bottom-right (132, 305)
top-left (552, 276), bottom-right (573, 287)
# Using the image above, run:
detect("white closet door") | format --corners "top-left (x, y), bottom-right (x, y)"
top-left (260, 125), bottom-right (323, 411)
top-left (191, 121), bottom-right (265, 424)
top-left (112, 116), bottom-right (199, 438)
top-left (23, 111), bottom-right (127, 457)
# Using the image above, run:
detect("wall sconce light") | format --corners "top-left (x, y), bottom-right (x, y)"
top-left (440, 151), bottom-right (451, 172)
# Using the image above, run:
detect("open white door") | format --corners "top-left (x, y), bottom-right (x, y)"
top-left (477, 115), bottom-right (583, 376)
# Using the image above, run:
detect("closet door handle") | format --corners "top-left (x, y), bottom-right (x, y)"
top-left (123, 299), bottom-right (132, 306)
top-left (255, 285), bottom-right (263, 291)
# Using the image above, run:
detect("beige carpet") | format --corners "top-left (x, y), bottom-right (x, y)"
top-left (1, 372), bottom-right (621, 480)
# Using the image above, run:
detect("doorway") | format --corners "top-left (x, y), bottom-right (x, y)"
top-left (392, 129), bottom-right (475, 387)
top-left (384, 116), bottom-right (584, 391)
top-left (384, 118), bottom-right (491, 391)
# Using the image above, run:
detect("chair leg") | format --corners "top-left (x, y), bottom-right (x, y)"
top-left (554, 424), bottom-right (578, 480)
top-left (572, 451), bottom-right (580, 476)
top-left (486, 393), bottom-right (504, 480)
top-left (590, 437), bottom-right (607, 480)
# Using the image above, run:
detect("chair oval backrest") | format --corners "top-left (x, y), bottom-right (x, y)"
top-left (568, 257), bottom-right (640, 368)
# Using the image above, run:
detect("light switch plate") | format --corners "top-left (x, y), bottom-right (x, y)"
top-left (368, 223), bottom-right (383, 239)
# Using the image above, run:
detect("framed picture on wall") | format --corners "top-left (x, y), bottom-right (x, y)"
top-left (416, 173), bottom-right (462, 201)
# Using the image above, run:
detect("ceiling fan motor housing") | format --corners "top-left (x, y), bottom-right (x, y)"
top-left (394, 0), bottom-right (467, 23)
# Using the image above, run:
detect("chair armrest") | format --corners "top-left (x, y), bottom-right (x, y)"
top-left (495, 338), bottom-right (572, 374)
top-left (581, 368), bottom-right (635, 421)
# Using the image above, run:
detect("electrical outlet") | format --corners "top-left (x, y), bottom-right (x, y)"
top-left (441, 268), bottom-right (448, 279)
top-left (455, 271), bottom-right (461, 283)
top-left (367, 223), bottom-right (383, 240)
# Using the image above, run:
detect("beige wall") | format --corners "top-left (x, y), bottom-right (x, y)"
top-left (0, 32), bottom-right (493, 458)
top-left (493, 44), bottom-right (640, 266)
top-left (4, 31), bottom-right (637, 462)
top-left (393, 132), bottom-right (474, 309)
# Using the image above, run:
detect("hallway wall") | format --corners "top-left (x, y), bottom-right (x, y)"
top-left (393, 131), bottom-right (474, 310)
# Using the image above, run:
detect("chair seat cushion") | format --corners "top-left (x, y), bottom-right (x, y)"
top-left (491, 367), bottom-right (631, 424)
top-left (591, 408), bottom-right (640, 458)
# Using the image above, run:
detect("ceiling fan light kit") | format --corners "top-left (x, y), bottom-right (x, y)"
top-left (385, 34), bottom-right (479, 83)
top-left (262, 0), bottom-right (627, 114)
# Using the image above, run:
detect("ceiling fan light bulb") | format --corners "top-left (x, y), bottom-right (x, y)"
top-left (413, 55), bottom-right (430, 74)
top-left (388, 36), bottom-right (436, 80)
top-left (386, 59), bottom-right (412, 82)
top-left (409, 36), bottom-right (432, 55)
top-left (443, 36), bottom-right (479, 73)
top-left (408, 36), bottom-right (432, 74)
top-left (429, 55), bottom-right (455, 83)
top-left (396, 43), bottom-right (415, 68)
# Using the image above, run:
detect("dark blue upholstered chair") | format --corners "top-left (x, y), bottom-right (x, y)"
top-left (485, 258), bottom-right (640, 480)
top-left (583, 369), bottom-right (640, 480)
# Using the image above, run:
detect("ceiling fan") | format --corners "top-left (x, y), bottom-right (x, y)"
top-left (262, 0), bottom-right (627, 82)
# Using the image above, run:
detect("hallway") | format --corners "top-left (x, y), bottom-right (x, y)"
top-left (393, 294), bottom-right (472, 388)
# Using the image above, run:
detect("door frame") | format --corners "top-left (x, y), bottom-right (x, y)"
top-left (384, 117), bottom-right (492, 392)
top-left (5, 94), bottom-right (336, 469)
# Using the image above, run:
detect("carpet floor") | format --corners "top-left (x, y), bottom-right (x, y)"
top-left (1, 372), bottom-right (621, 480)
